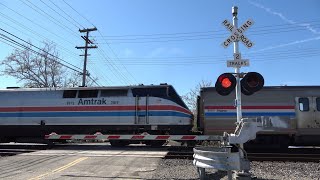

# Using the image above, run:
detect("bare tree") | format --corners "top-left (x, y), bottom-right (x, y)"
top-left (0, 41), bottom-right (85, 88)
top-left (182, 80), bottom-right (213, 113)
top-left (63, 71), bottom-right (99, 87)
top-left (181, 80), bottom-right (212, 130)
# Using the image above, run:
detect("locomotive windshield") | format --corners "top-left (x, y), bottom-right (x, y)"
top-left (132, 86), bottom-right (188, 109)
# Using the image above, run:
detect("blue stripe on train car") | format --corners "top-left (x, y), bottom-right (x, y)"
top-left (205, 112), bottom-right (296, 117)
top-left (0, 111), bottom-right (192, 118)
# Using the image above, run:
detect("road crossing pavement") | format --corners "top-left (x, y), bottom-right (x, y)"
top-left (0, 143), bottom-right (168, 180)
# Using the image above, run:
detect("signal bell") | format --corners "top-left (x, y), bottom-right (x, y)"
top-left (241, 72), bottom-right (264, 95)
top-left (215, 73), bottom-right (236, 96)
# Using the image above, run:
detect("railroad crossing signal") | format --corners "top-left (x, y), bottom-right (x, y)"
top-left (221, 19), bottom-right (254, 49)
top-left (215, 72), bottom-right (264, 96)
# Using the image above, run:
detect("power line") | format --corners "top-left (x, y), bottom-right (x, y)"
top-left (95, 25), bottom-right (320, 44)
top-left (0, 2), bottom-right (75, 46)
top-left (0, 27), bottom-right (82, 71)
top-left (40, 0), bottom-right (81, 29)
top-left (23, 0), bottom-right (79, 38)
top-left (93, 19), bottom-right (320, 38)
top-left (62, 0), bottom-right (95, 27)
top-left (48, 0), bottom-right (85, 29)
top-left (102, 47), bottom-right (319, 61)
top-left (97, 30), bottom-right (138, 84)
top-left (1, 33), bottom-right (101, 87)
top-left (0, 32), bottom-right (82, 73)
top-left (62, 0), bottom-right (138, 85)
top-left (88, 48), bottom-right (320, 66)
top-left (0, 2), bottom-right (80, 59)
top-left (96, 48), bottom-right (131, 85)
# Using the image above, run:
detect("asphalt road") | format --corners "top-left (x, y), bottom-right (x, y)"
top-left (0, 143), bottom-right (168, 180)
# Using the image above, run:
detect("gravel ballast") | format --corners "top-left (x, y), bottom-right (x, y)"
top-left (140, 159), bottom-right (320, 180)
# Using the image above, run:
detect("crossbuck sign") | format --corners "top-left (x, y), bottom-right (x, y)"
top-left (221, 19), bottom-right (254, 49)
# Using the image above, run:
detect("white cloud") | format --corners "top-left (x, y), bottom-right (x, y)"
top-left (249, 0), bottom-right (320, 35)
top-left (252, 36), bottom-right (320, 52)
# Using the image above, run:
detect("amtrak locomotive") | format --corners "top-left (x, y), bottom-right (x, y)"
top-left (0, 84), bottom-right (193, 145)
top-left (197, 86), bottom-right (320, 149)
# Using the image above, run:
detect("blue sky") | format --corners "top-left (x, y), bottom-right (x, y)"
top-left (0, 0), bottom-right (319, 95)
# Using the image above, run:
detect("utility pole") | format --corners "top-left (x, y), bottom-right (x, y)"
top-left (76, 27), bottom-right (97, 87)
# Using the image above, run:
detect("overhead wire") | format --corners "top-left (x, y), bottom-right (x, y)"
top-left (105, 47), bottom-right (319, 61)
top-left (0, 27), bottom-right (82, 71)
top-left (2, 1), bottom-right (319, 81)
top-left (0, 31), bottom-right (100, 87)
top-left (40, 0), bottom-right (113, 86)
top-left (93, 20), bottom-right (320, 44)
top-left (43, 0), bottom-right (83, 29)
top-left (0, 3), bottom-right (79, 59)
top-left (23, 0), bottom-right (79, 38)
top-left (16, 0), bottom-right (103, 86)
top-left (0, 32), bottom-right (82, 73)
top-left (94, 19), bottom-right (320, 38)
top-left (48, 0), bottom-right (85, 29)
top-left (61, 0), bottom-right (138, 85)
top-left (95, 25), bottom-right (320, 44)
top-left (97, 31), bottom-right (138, 84)
top-left (89, 47), bottom-right (320, 66)
top-left (96, 48), bottom-right (130, 84)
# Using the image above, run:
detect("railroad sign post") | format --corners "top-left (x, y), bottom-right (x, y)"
top-left (221, 6), bottom-right (255, 124)
top-left (221, 7), bottom-right (255, 163)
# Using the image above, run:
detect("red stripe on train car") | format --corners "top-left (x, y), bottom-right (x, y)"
top-left (0, 105), bottom-right (192, 115)
top-left (60, 135), bottom-right (72, 139)
top-left (155, 135), bottom-right (170, 140)
top-left (205, 106), bottom-right (295, 110)
top-left (181, 136), bottom-right (196, 140)
top-left (107, 135), bottom-right (121, 139)
top-left (84, 135), bottom-right (97, 139)
top-left (131, 135), bottom-right (145, 140)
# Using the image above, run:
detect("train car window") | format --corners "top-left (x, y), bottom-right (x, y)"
top-left (132, 86), bottom-right (188, 109)
top-left (298, 98), bottom-right (309, 111)
top-left (101, 89), bottom-right (128, 97)
top-left (132, 88), bottom-right (168, 97)
top-left (78, 90), bottom-right (98, 98)
top-left (317, 98), bottom-right (320, 111)
top-left (168, 86), bottom-right (188, 109)
top-left (63, 90), bottom-right (77, 98)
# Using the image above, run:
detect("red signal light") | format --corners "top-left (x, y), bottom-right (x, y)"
top-left (241, 72), bottom-right (264, 95)
top-left (221, 77), bottom-right (232, 88)
top-left (215, 73), bottom-right (236, 96)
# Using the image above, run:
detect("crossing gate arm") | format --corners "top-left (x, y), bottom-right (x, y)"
top-left (44, 133), bottom-right (223, 141)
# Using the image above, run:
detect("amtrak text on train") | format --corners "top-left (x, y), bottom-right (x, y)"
top-left (78, 98), bottom-right (107, 105)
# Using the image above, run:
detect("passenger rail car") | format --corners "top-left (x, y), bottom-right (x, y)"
top-left (197, 86), bottom-right (320, 149)
top-left (0, 84), bottom-right (193, 143)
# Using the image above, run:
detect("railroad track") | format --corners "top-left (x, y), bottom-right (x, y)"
top-left (247, 152), bottom-right (320, 162)
top-left (164, 151), bottom-right (193, 159)
top-left (1, 143), bottom-right (319, 162)
top-left (0, 149), bottom-right (36, 157)
top-left (164, 147), bottom-right (320, 161)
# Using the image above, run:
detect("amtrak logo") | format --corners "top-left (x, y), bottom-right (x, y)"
top-left (78, 98), bottom-right (107, 105)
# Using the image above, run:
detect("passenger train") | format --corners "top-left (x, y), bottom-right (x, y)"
top-left (1, 84), bottom-right (320, 149)
top-left (0, 84), bottom-right (193, 146)
top-left (197, 86), bottom-right (320, 149)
